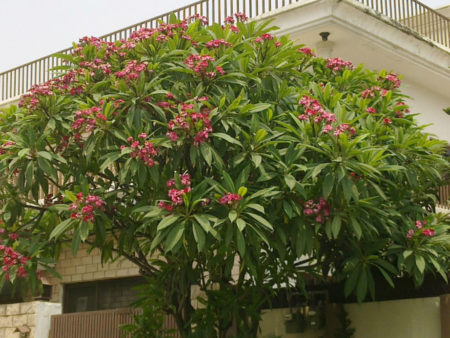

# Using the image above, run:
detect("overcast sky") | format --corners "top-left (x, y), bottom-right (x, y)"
top-left (0, 0), bottom-right (448, 72)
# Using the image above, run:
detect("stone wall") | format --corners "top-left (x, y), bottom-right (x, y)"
top-left (0, 301), bottom-right (61, 338)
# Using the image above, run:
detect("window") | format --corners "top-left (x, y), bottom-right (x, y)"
top-left (63, 277), bottom-right (145, 313)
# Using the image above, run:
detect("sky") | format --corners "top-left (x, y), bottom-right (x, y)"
top-left (0, 0), bottom-right (448, 72)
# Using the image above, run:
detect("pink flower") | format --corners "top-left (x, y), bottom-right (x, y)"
top-left (406, 229), bottom-right (415, 239)
top-left (219, 193), bottom-right (242, 205)
top-left (8, 233), bottom-right (19, 241)
top-left (366, 107), bottom-right (376, 114)
top-left (325, 58), bottom-right (353, 71)
top-left (415, 221), bottom-right (422, 229)
top-left (383, 118), bottom-right (392, 125)
top-left (422, 229), bottom-right (435, 237)
top-left (235, 12), bottom-right (248, 22)
top-left (180, 173), bottom-right (191, 186)
top-left (224, 16), bottom-right (235, 24)
top-left (322, 124), bottom-right (333, 134)
top-left (157, 101), bottom-right (170, 108)
top-left (298, 47), bottom-right (315, 56)
top-left (275, 41), bottom-right (282, 48)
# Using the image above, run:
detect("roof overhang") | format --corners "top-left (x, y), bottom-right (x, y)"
top-left (257, 0), bottom-right (450, 98)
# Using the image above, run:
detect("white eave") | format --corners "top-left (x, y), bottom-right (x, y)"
top-left (256, 0), bottom-right (450, 98)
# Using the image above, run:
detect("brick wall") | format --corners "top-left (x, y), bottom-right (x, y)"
top-left (0, 301), bottom-right (61, 338)
top-left (0, 302), bottom-right (35, 338)
top-left (45, 244), bottom-right (140, 303)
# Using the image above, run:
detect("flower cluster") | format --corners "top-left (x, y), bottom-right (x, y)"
top-left (184, 54), bottom-right (224, 78)
top-left (298, 47), bottom-right (315, 56)
top-left (224, 12), bottom-right (249, 24)
top-left (68, 192), bottom-right (105, 223)
top-left (394, 101), bottom-right (410, 117)
top-left (205, 39), bottom-right (233, 49)
top-left (407, 220), bottom-right (435, 239)
top-left (72, 106), bottom-right (106, 132)
top-left (325, 57), bottom-right (354, 71)
top-left (297, 95), bottom-right (340, 134)
top-left (332, 123), bottom-right (356, 137)
top-left (158, 174), bottom-right (192, 211)
top-left (19, 70), bottom-right (83, 110)
top-left (166, 103), bottom-right (213, 146)
top-left (79, 59), bottom-right (112, 76)
top-left (43, 194), bottom-right (64, 207)
top-left (303, 198), bottom-right (330, 224)
top-left (115, 60), bottom-right (148, 81)
top-left (122, 134), bottom-right (158, 167)
top-left (0, 245), bottom-right (30, 280)
top-left (361, 86), bottom-right (388, 99)
top-left (0, 225), bottom-right (30, 280)
top-left (186, 14), bottom-right (209, 25)
top-left (0, 141), bottom-right (15, 155)
top-left (254, 33), bottom-right (279, 46)
top-left (379, 73), bottom-right (401, 89)
top-left (218, 193), bottom-right (242, 205)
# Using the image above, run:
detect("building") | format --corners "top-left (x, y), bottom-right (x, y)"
top-left (0, 0), bottom-right (449, 337)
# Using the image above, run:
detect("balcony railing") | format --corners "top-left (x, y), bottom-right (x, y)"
top-left (49, 308), bottom-right (180, 338)
top-left (358, 0), bottom-right (449, 47)
top-left (0, 0), bottom-right (448, 103)
top-left (438, 185), bottom-right (450, 209)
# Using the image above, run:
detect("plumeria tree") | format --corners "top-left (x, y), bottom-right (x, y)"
top-left (0, 13), bottom-right (449, 337)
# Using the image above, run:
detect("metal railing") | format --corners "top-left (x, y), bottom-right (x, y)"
top-left (358, 0), bottom-right (449, 47)
top-left (0, 0), bottom-right (449, 102)
top-left (49, 308), bottom-right (180, 338)
top-left (438, 184), bottom-right (450, 209)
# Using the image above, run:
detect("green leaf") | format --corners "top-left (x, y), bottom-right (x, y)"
top-left (18, 148), bottom-right (30, 158)
top-left (350, 217), bottom-right (362, 239)
top-left (341, 176), bottom-right (354, 202)
top-left (415, 255), bottom-right (426, 274)
top-left (246, 212), bottom-right (273, 230)
top-left (331, 215), bottom-right (342, 238)
top-left (246, 204), bottom-right (265, 213)
top-left (193, 214), bottom-right (212, 233)
top-left (212, 133), bottom-right (243, 147)
top-left (311, 163), bottom-right (329, 179)
top-left (200, 143), bottom-right (212, 166)
top-left (48, 204), bottom-right (70, 212)
top-left (248, 103), bottom-right (271, 113)
top-left (157, 215), bottom-right (180, 232)
top-left (237, 186), bottom-right (248, 197)
top-left (37, 151), bottom-right (53, 161)
top-left (64, 190), bottom-right (77, 203)
top-left (229, 210), bottom-right (238, 223)
top-left (236, 230), bottom-right (246, 256)
top-left (284, 174), bottom-right (296, 190)
top-left (192, 222), bottom-right (206, 251)
top-left (377, 266), bottom-right (395, 288)
top-left (236, 218), bottom-right (246, 231)
top-left (37, 157), bottom-right (57, 180)
top-left (50, 218), bottom-right (74, 239)
top-left (165, 224), bottom-right (184, 252)
top-left (79, 222), bottom-right (89, 241)
top-left (100, 152), bottom-right (123, 172)
top-left (222, 171), bottom-right (236, 192)
top-left (322, 174), bottom-right (334, 199)
top-left (356, 268), bottom-right (368, 302)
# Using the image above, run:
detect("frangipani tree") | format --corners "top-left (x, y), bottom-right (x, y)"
top-left (0, 13), bottom-right (449, 337)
